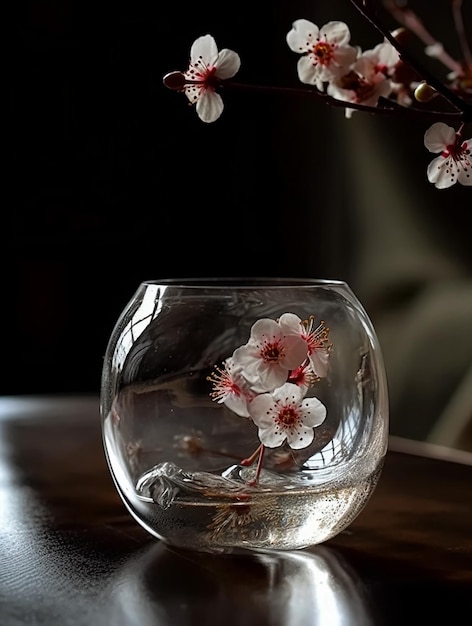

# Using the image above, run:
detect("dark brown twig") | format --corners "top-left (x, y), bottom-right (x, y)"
top-left (349, 0), bottom-right (471, 115)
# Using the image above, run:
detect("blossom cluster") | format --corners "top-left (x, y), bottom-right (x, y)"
top-left (163, 3), bottom-right (472, 190)
top-left (287, 19), bottom-right (402, 118)
top-left (286, 18), bottom-right (472, 189)
top-left (208, 312), bottom-right (332, 452)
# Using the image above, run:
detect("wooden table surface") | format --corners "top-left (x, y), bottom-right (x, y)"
top-left (1, 395), bottom-right (471, 625)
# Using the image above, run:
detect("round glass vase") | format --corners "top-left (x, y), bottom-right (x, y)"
top-left (100, 278), bottom-right (389, 554)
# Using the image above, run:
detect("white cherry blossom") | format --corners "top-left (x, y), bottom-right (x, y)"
top-left (327, 41), bottom-right (399, 118)
top-left (183, 34), bottom-right (241, 123)
top-left (248, 382), bottom-right (327, 449)
top-left (279, 313), bottom-right (331, 378)
top-left (232, 318), bottom-right (307, 393)
top-left (286, 20), bottom-right (358, 90)
top-left (424, 122), bottom-right (472, 188)
top-left (354, 41), bottom-right (400, 80)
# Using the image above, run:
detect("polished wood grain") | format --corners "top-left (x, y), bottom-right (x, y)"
top-left (1, 396), bottom-right (471, 625)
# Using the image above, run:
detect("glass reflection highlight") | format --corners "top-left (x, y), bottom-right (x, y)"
top-left (106, 543), bottom-right (377, 626)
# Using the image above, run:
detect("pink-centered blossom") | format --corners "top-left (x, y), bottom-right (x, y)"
top-left (278, 313), bottom-right (331, 378)
top-left (232, 318), bottom-right (307, 393)
top-left (424, 122), bottom-right (472, 188)
top-left (286, 19), bottom-right (358, 90)
top-left (207, 358), bottom-right (254, 418)
top-left (354, 41), bottom-right (400, 80)
top-left (327, 41), bottom-right (399, 118)
top-left (183, 34), bottom-right (241, 123)
top-left (249, 382), bottom-right (327, 449)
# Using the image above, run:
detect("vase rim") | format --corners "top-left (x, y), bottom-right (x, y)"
top-left (140, 277), bottom-right (349, 289)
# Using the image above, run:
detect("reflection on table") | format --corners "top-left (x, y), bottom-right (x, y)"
top-left (0, 395), bottom-right (471, 626)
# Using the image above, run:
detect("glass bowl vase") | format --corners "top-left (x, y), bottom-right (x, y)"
top-left (100, 278), bottom-right (389, 553)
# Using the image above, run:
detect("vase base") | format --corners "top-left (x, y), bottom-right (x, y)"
top-left (127, 459), bottom-right (383, 553)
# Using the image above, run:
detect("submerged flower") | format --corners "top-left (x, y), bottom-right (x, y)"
top-left (207, 500), bottom-right (254, 534)
top-left (232, 318), bottom-right (307, 393)
top-left (172, 34), bottom-right (240, 123)
top-left (279, 313), bottom-right (332, 378)
top-left (207, 357), bottom-right (254, 417)
top-left (287, 361), bottom-right (318, 390)
top-left (424, 122), bottom-right (472, 188)
top-left (248, 382), bottom-right (327, 450)
top-left (286, 19), bottom-right (358, 90)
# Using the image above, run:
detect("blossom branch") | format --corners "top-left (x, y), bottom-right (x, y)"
top-left (165, 73), bottom-right (465, 121)
top-left (350, 0), bottom-right (471, 115)
top-left (220, 79), bottom-right (465, 121)
top-left (452, 0), bottom-right (472, 70)
top-left (383, 0), bottom-right (465, 76)
top-left (163, 8), bottom-right (472, 189)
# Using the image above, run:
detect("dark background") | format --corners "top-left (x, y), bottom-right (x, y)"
top-left (5, 0), bottom-right (471, 430)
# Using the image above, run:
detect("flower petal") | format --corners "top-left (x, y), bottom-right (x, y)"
top-left (297, 56), bottom-right (318, 85)
top-left (273, 382), bottom-right (304, 404)
top-left (249, 393), bottom-right (276, 428)
top-left (286, 19), bottom-right (320, 53)
top-left (250, 317), bottom-right (280, 339)
top-left (184, 84), bottom-right (204, 103)
top-left (215, 49), bottom-right (241, 79)
top-left (258, 427), bottom-right (286, 448)
top-left (319, 21), bottom-right (352, 45)
top-left (251, 364), bottom-right (288, 393)
top-left (458, 166), bottom-right (472, 186)
top-left (458, 138), bottom-right (472, 186)
top-left (190, 34), bottom-right (218, 65)
top-left (375, 41), bottom-right (400, 67)
top-left (278, 312), bottom-right (302, 330)
top-left (224, 394), bottom-right (250, 417)
top-left (332, 46), bottom-right (358, 70)
top-left (285, 426), bottom-right (315, 449)
top-left (427, 155), bottom-right (457, 188)
top-left (279, 336), bottom-right (308, 370)
top-left (301, 397), bottom-right (327, 427)
top-left (196, 91), bottom-right (224, 123)
top-left (309, 351), bottom-right (330, 379)
top-left (424, 122), bottom-right (456, 153)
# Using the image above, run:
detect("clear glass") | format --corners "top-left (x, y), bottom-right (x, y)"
top-left (100, 278), bottom-right (389, 554)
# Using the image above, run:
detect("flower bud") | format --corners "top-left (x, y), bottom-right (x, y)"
top-left (391, 27), bottom-right (410, 46)
top-left (163, 71), bottom-right (186, 91)
top-left (414, 82), bottom-right (438, 102)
